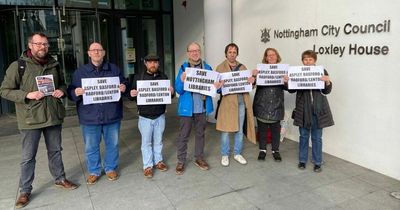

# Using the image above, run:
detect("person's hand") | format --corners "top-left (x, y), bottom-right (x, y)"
top-left (119, 84), bottom-right (126, 93)
top-left (214, 80), bottom-right (224, 89)
top-left (130, 89), bottom-right (138, 97)
top-left (169, 86), bottom-right (174, 94)
top-left (75, 87), bottom-right (85, 96)
top-left (26, 91), bottom-right (44, 100)
top-left (252, 69), bottom-right (259, 76)
top-left (283, 75), bottom-right (289, 83)
top-left (180, 72), bottom-right (187, 82)
top-left (321, 75), bottom-right (331, 86)
top-left (52, 89), bottom-right (64, 98)
top-left (248, 76), bottom-right (255, 84)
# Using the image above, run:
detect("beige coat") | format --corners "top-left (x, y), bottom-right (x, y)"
top-left (215, 60), bottom-right (256, 144)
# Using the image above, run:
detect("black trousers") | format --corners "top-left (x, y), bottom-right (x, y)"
top-left (257, 120), bottom-right (281, 151)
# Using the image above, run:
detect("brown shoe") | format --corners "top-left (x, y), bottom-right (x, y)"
top-left (175, 163), bottom-right (185, 175)
top-left (106, 171), bottom-right (119, 181)
top-left (55, 179), bottom-right (78, 190)
top-left (144, 167), bottom-right (153, 178)
top-left (86, 175), bottom-right (99, 185)
top-left (155, 161), bottom-right (168, 172)
top-left (194, 159), bottom-right (209, 170)
top-left (15, 192), bottom-right (30, 209)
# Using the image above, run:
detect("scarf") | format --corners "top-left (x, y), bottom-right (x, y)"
top-left (189, 59), bottom-right (202, 67)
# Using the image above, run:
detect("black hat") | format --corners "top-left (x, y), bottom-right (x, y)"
top-left (144, 54), bottom-right (160, 61)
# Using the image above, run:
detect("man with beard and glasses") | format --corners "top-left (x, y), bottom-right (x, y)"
top-left (129, 54), bottom-right (174, 178)
top-left (0, 32), bottom-right (78, 209)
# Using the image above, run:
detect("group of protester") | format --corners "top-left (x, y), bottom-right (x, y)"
top-left (0, 32), bottom-right (334, 209)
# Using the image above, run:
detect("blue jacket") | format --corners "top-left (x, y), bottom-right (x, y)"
top-left (175, 61), bottom-right (214, 117)
top-left (67, 61), bottom-right (127, 125)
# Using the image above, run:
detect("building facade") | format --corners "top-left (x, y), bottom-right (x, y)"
top-left (0, 0), bottom-right (174, 113)
top-left (173, 0), bottom-right (400, 181)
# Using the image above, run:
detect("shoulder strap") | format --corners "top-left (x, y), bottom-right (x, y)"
top-left (17, 59), bottom-right (26, 88)
top-left (233, 63), bottom-right (242, 71)
top-left (181, 62), bottom-right (189, 72)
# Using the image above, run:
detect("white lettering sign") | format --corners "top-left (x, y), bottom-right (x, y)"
top-left (184, 68), bottom-right (219, 97)
top-left (82, 77), bottom-right (121, 105)
top-left (288, 66), bottom-right (325, 89)
top-left (220, 70), bottom-right (252, 95)
top-left (137, 80), bottom-right (171, 105)
top-left (256, 64), bottom-right (289, 86)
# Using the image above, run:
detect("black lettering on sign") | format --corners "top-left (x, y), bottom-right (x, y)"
top-left (97, 79), bottom-right (107, 84)
top-left (196, 70), bottom-right (207, 76)
top-left (150, 82), bottom-right (159, 86)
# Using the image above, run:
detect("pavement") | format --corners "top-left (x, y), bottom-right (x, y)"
top-left (0, 99), bottom-right (400, 210)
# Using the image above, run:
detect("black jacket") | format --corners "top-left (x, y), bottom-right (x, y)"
top-left (289, 69), bottom-right (334, 129)
top-left (253, 85), bottom-right (286, 121)
top-left (129, 70), bottom-right (173, 119)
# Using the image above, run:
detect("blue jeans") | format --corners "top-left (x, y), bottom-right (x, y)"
top-left (138, 114), bottom-right (165, 169)
top-left (19, 125), bottom-right (65, 193)
top-left (80, 121), bottom-right (121, 176)
top-left (299, 114), bottom-right (323, 165)
top-left (220, 102), bottom-right (245, 156)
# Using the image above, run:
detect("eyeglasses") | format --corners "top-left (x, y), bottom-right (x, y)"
top-left (89, 49), bottom-right (105, 53)
top-left (31, 42), bottom-right (50, 48)
top-left (188, 49), bottom-right (200, 53)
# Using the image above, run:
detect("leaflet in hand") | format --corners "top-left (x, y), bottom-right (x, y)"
top-left (35, 75), bottom-right (55, 96)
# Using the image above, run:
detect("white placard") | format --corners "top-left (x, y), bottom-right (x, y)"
top-left (288, 66), bottom-right (325, 89)
top-left (137, 80), bottom-right (171, 105)
top-left (35, 75), bottom-right (55, 96)
top-left (220, 70), bottom-right (252, 95)
top-left (256, 64), bottom-right (289, 86)
top-left (82, 77), bottom-right (121, 105)
top-left (183, 67), bottom-right (219, 97)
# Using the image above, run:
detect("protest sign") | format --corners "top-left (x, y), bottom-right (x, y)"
top-left (82, 77), bottom-right (121, 105)
top-left (288, 65), bottom-right (325, 89)
top-left (183, 67), bottom-right (219, 97)
top-left (256, 64), bottom-right (289, 86)
top-left (220, 70), bottom-right (252, 95)
top-left (137, 80), bottom-right (171, 105)
top-left (35, 75), bottom-right (55, 96)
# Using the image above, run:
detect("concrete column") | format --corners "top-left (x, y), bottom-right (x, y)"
top-left (204, 0), bottom-right (232, 122)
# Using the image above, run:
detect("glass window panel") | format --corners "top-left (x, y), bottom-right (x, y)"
top-left (114, 0), bottom-right (139, 9)
top-left (0, 0), bottom-right (53, 6)
top-left (114, 0), bottom-right (159, 10)
top-left (162, 0), bottom-right (172, 12)
top-left (142, 17), bottom-right (157, 56)
top-left (60, 0), bottom-right (111, 9)
top-left (162, 14), bottom-right (174, 82)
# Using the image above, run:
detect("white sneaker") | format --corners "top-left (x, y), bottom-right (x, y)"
top-left (391, 191), bottom-right (400, 200)
top-left (234, 154), bottom-right (247, 165)
top-left (221, 156), bottom-right (229, 166)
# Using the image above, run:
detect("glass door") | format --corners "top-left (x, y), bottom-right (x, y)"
top-left (119, 15), bottom-right (160, 84)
